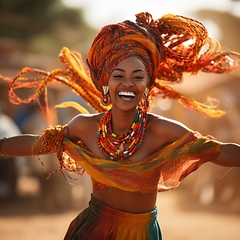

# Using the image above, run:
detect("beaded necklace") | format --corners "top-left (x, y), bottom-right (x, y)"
top-left (97, 108), bottom-right (148, 160)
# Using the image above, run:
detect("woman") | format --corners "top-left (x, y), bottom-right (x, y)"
top-left (0, 12), bottom-right (240, 239)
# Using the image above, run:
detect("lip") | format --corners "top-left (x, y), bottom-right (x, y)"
top-left (117, 90), bottom-right (137, 101)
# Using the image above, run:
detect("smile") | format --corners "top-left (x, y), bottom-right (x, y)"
top-left (118, 91), bottom-right (136, 100)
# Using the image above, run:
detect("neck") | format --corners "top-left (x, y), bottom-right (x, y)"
top-left (111, 108), bottom-right (138, 135)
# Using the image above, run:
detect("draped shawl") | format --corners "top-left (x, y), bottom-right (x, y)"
top-left (41, 126), bottom-right (221, 194)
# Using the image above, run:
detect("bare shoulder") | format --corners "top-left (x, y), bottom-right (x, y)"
top-left (65, 113), bottom-right (104, 140)
top-left (147, 112), bottom-right (190, 143)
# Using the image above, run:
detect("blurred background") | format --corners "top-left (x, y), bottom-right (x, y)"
top-left (0, 0), bottom-right (240, 239)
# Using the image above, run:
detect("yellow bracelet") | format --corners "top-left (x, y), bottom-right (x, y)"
top-left (0, 137), bottom-right (8, 156)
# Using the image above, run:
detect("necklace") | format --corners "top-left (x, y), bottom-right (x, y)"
top-left (97, 108), bottom-right (148, 160)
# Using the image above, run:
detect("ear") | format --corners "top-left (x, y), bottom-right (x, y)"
top-left (147, 77), bottom-right (151, 87)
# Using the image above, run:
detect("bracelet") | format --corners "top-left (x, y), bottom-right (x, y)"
top-left (0, 137), bottom-right (8, 156)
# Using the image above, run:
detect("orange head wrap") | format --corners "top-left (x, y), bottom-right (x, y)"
top-left (87, 16), bottom-right (162, 92)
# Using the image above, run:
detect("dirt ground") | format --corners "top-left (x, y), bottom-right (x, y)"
top-left (0, 188), bottom-right (239, 240)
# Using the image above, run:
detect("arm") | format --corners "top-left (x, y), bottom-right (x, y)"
top-left (0, 134), bottom-right (43, 157)
top-left (149, 114), bottom-right (240, 168)
top-left (211, 142), bottom-right (240, 167)
top-left (159, 117), bottom-right (240, 168)
top-left (0, 113), bottom-right (95, 158)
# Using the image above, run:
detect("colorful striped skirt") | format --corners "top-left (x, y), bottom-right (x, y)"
top-left (64, 194), bottom-right (162, 240)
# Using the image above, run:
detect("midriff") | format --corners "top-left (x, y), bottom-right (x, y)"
top-left (92, 188), bottom-right (157, 213)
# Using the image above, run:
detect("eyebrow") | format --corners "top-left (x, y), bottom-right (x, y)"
top-left (113, 68), bottom-right (144, 73)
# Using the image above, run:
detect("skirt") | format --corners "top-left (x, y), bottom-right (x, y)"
top-left (64, 194), bottom-right (162, 240)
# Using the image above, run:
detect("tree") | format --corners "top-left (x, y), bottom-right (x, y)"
top-left (0, 0), bottom-right (97, 55)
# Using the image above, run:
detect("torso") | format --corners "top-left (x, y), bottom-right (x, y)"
top-left (66, 111), bottom-right (188, 213)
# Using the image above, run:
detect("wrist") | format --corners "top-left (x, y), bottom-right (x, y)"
top-left (0, 137), bottom-right (8, 156)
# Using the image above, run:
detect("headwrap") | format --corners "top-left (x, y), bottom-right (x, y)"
top-left (87, 17), bottom-right (162, 91)
top-left (1, 12), bottom-right (240, 117)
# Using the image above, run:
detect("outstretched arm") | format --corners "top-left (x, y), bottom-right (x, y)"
top-left (211, 142), bottom-right (240, 167)
top-left (0, 134), bottom-right (44, 157)
top-left (0, 115), bottom-right (89, 158)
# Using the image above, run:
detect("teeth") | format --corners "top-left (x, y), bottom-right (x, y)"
top-left (118, 91), bottom-right (136, 97)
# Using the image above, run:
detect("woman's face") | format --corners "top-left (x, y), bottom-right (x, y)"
top-left (108, 56), bottom-right (148, 111)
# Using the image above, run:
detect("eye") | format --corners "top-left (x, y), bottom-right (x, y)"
top-left (113, 75), bottom-right (124, 79)
top-left (133, 76), bottom-right (144, 80)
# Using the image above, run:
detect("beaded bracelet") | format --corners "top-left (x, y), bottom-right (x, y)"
top-left (0, 137), bottom-right (8, 156)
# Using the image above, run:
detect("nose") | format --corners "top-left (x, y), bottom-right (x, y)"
top-left (122, 77), bottom-right (134, 87)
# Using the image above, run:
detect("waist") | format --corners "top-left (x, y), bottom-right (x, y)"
top-left (89, 194), bottom-right (158, 227)
top-left (92, 188), bottom-right (157, 213)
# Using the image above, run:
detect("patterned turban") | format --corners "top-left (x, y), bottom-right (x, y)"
top-left (87, 13), bottom-right (162, 93)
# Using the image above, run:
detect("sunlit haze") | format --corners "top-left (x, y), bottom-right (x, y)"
top-left (62, 0), bottom-right (240, 31)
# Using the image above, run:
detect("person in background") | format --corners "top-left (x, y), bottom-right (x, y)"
top-left (0, 101), bottom-right (21, 200)
top-left (0, 12), bottom-right (240, 240)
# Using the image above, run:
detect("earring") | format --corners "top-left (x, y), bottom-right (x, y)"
top-left (101, 85), bottom-right (111, 106)
top-left (102, 86), bottom-right (109, 95)
top-left (101, 94), bottom-right (111, 106)
top-left (144, 88), bottom-right (149, 98)
top-left (143, 88), bottom-right (150, 110)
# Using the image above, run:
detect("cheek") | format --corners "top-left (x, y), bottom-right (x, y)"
top-left (141, 79), bottom-right (149, 89)
top-left (107, 80), bottom-right (116, 92)
top-left (137, 83), bottom-right (148, 99)
top-left (107, 81), bottom-right (117, 98)
top-left (108, 77), bottom-right (118, 86)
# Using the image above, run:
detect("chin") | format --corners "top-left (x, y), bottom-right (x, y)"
top-left (117, 104), bottom-right (139, 112)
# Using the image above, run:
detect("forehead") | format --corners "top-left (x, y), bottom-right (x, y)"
top-left (114, 56), bottom-right (146, 71)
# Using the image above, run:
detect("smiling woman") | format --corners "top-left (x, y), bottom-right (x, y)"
top-left (108, 57), bottom-right (148, 112)
top-left (0, 11), bottom-right (240, 240)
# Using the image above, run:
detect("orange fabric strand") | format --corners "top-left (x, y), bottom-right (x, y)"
top-left (3, 48), bottom-right (109, 113)
top-left (151, 80), bottom-right (225, 117)
top-left (1, 12), bottom-right (240, 117)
